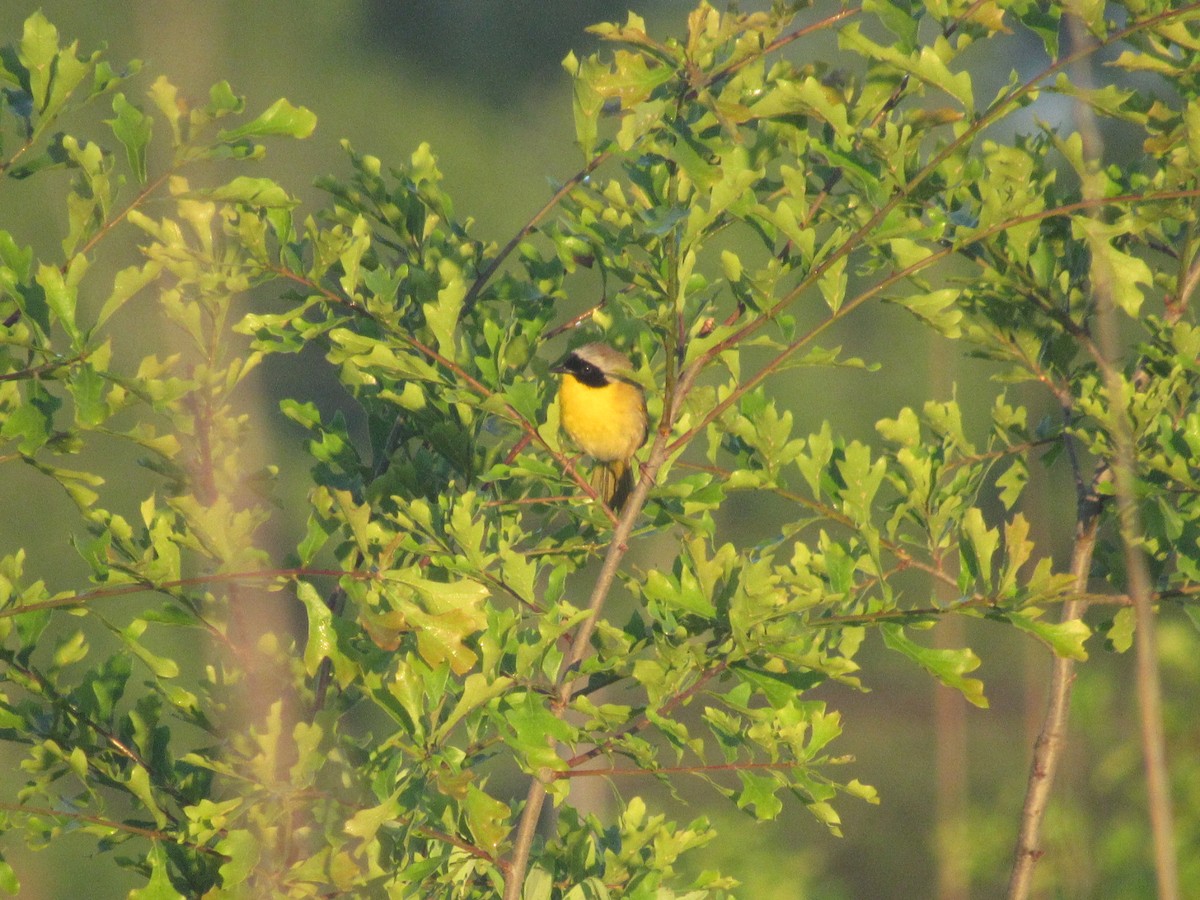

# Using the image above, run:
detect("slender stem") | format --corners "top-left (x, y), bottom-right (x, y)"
top-left (668, 185), bottom-right (1200, 456)
top-left (502, 428), bottom-right (673, 900)
top-left (461, 150), bottom-right (612, 312)
top-left (0, 800), bottom-right (216, 852)
top-left (0, 566), bottom-right (367, 618)
top-left (556, 759), bottom-right (809, 779)
top-left (1008, 16), bottom-right (1116, 892)
top-left (565, 663), bottom-right (727, 769)
top-left (1007, 507), bottom-right (1098, 897)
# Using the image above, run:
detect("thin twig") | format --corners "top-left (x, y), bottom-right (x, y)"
top-left (461, 150), bottom-right (612, 312)
top-left (556, 759), bottom-right (809, 779)
top-left (1007, 501), bottom-right (1099, 897)
top-left (0, 566), bottom-right (367, 618)
top-left (502, 432), bottom-right (673, 900)
top-left (0, 800), bottom-right (220, 853)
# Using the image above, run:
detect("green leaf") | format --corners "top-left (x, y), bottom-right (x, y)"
top-left (436, 673), bottom-right (514, 743)
top-left (891, 288), bottom-right (962, 337)
top-left (126, 764), bottom-right (168, 828)
top-left (69, 362), bottom-right (108, 426)
top-left (215, 829), bottom-right (260, 888)
top-left (127, 843), bottom-right (184, 900)
top-left (1015, 3), bottom-right (1060, 58)
top-left (147, 75), bottom-right (183, 145)
top-left (422, 258), bottom-right (467, 355)
top-left (523, 866), bottom-right (554, 900)
top-left (864, 0), bottom-right (920, 50)
top-left (1, 400), bottom-right (53, 454)
top-left (464, 784), bottom-right (511, 856)
top-left (818, 255), bottom-right (848, 312)
top-left (1105, 606), bottom-right (1135, 653)
top-left (18, 12), bottom-right (59, 111)
top-left (345, 791), bottom-right (401, 843)
top-left (52, 629), bottom-right (88, 667)
top-left (959, 508), bottom-right (998, 593)
top-left (563, 51), bottom-right (602, 159)
top-left (0, 231), bottom-right (34, 282)
top-left (881, 623), bottom-right (988, 707)
top-left (737, 770), bottom-right (784, 820)
top-left (836, 441), bottom-right (886, 526)
top-left (108, 93), bottom-right (152, 182)
top-left (642, 567), bottom-right (716, 619)
top-left (205, 80), bottom-right (244, 117)
top-left (218, 98), bottom-right (316, 141)
top-left (410, 579), bottom-right (489, 674)
top-left (202, 176), bottom-right (297, 208)
top-left (96, 260), bottom-right (163, 330)
top-left (0, 855), bottom-right (18, 895)
top-left (505, 692), bottom-right (574, 772)
top-left (295, 580), bottom-right (338, 678)
top-left (118, 620), bottom-right (180, 679)
top-left (995, 457), bottom-right (1027, 510)
top-left (1072, 217), bottom-right (1154, 317)
top-left (36, 262), bottom-right (81, 346)
top-left (839, 23), bottom-right (973, 112)
top-left (1003, 611), bottom-right (1090, 660)
top-left (998, 513), bottom-right (1034, 597)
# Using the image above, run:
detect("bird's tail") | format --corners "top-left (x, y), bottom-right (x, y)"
top-left (592, 460), bottom-right (636, 511)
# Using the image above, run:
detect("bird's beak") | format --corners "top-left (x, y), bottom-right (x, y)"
top-left (550, 360), bottom-right (568, 374)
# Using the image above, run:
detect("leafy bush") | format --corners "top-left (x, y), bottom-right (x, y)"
top-left (0, 3), bottom-right (1197, 897)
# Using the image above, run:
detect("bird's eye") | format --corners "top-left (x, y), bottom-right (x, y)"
top-left (566, 357), bottom-right (607, 387)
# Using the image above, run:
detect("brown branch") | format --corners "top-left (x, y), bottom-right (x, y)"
top-left (0, 800), bottom-right (220, 854)
top-left (564, 662), bottom-right (729, 770)
top-left (0, 566), bottom-right (368, 619)
top-left (0, 351), bottom-right (90, 383)
top-left (503, 436), bottom-right (669, 900)
top-left (1007, 499), bottom-right (1098, 898)
top-left (76, 168), bottom-right (175, 262)
top-left (461, 149), bottom-right (612, 312)
top-left (714, 6), bottom-right (861, 83)
top-left (1103, 365), bottom-right (1180, 900)
top-left (415, 821), bottom-right (510, 873)
top-left (556, 759), bottom-right (807, 779)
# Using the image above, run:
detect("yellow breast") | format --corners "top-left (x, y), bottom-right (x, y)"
top-left (558, 373), bottom-right (647, 462)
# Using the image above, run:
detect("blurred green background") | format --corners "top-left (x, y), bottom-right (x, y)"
top-left (1, 2), bottom-right (1188, 898)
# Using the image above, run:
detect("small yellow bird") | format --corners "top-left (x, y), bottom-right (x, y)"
top-left (552, 342), bottom-right (648, 510)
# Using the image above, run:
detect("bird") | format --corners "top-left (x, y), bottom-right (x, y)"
top-left (551, 342), bottom-right (648, 510)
